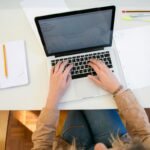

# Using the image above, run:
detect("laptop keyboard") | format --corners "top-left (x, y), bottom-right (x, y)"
top-left (51, 51), bottom-right (113, 79)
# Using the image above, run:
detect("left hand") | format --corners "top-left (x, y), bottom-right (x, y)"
top-left (46, 61), bottom-right (73, 109)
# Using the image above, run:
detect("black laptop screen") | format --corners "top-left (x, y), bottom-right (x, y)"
top-left (35, 6), bottom-right (115, 56)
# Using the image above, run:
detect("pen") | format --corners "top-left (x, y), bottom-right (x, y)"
top-left (122, 10), bottom-right (150, 13)
top-left (2, 44), bottom-right (8, 77)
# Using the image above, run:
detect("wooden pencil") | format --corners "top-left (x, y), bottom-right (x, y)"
top-left (2, 44), bottom-right (8, 77)
top-left (122, 10), bottom-right (150, 13)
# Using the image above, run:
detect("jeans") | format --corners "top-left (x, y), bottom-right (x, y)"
top-left (61, 110), bottom-right (127, 150)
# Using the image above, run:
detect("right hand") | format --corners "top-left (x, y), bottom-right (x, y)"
top-left (88, 59), bottom-right (121, 94)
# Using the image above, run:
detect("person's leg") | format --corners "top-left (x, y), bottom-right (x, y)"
top-left (82, 110), bottom-right (127, 148)
top-left (61, 110), bottom-right (94, 150)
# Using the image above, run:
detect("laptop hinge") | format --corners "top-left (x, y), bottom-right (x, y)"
top-left (54, 47), bottom-right (104, 58)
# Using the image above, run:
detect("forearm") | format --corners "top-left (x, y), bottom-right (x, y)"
top-left (114, 89), bottom-right (150, 139)
top-left (32, 108), bottom-right (59, 150)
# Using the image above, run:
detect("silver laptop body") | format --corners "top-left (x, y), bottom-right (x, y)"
top-left (35, 6), bottom-right (126, 103)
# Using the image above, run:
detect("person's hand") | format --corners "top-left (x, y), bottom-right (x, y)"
top-left (88, 59), bottom-right (121, 94)
top-left (46, 61), bottom-right (73, 109)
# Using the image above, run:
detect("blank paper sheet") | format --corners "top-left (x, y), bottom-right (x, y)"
top-left (114, 26), bottom-right (150, 89)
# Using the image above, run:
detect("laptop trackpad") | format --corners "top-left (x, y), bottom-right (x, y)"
top-left (74, 77), bottom-right (100, 99)
top-left (61, 80), bottom-right (77, 102)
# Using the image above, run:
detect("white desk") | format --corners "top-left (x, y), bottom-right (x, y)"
top-left (0, 0), bottom-right (150, 110)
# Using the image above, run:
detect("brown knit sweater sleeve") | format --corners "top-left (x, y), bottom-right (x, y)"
top-left (31, 108), bottom-right (59, 150)
top-left (114, 89), bottom-right (150, 144)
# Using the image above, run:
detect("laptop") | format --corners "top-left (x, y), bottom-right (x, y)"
top-left (35, 6), bottom-right (126, 102)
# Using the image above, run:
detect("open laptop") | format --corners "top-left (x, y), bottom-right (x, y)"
top-left (35, 6), bottom-right (126, 102)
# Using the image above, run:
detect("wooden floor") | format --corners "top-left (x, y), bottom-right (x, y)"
top-left (145, 108), bottom-right (150, 121)
top-left (4, 109), bottom-right (150, 150)
top-left (0, 111), bottom-right (9, 150)
top-left (5, 112), bottom-right (35, 150)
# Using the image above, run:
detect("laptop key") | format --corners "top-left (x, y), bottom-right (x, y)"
top-left (52, 63), bottom-right (55, 66)
top-left (108, 65), bottom-right (113, 68)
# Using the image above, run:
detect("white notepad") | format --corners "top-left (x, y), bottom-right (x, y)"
top-left (114, 26), bottom-right (150, 89)
top-left (0, 40), bottom-right (29, 89)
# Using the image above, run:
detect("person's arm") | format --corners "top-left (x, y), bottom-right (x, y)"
top-left (88, 59), bottom-right (150, 143)
top-left (32, 108), bottom-right (59, 150)
top-left (114, 89), bottom-right (150, 143)
top-left (32, 61), bottom-right (73, 150)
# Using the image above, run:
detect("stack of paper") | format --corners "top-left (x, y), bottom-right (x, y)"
top-left (0, 40), bottom-right (29, 89)
top-left (114, 26), bottom-right (150, 89)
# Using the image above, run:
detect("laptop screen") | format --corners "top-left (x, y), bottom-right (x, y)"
top-left (35, 6), bottom-right (115, 56)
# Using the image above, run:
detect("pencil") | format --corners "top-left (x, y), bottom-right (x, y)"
top-left (2, 44), bottom-right (8, 77)
top-left (122, 10), bottom-right (150, 13)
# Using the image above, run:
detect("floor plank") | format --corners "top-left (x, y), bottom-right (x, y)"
top-left (13, 111), bottom-right (40, 132)
top-left (6, 112), bottom-right (34, 150)
top-left (145, 108), bottom-right (150, 121)
top-left (0, 111), bottom-right (9, 150)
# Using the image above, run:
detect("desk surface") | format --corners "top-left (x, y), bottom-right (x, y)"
top-left (0, 0), bottom-right (150, 110)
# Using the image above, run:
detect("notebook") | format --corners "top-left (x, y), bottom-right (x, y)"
top-left (0, 40), bottom-right (29, 89)
top-left (114, 26), bottom-right (150, 89)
